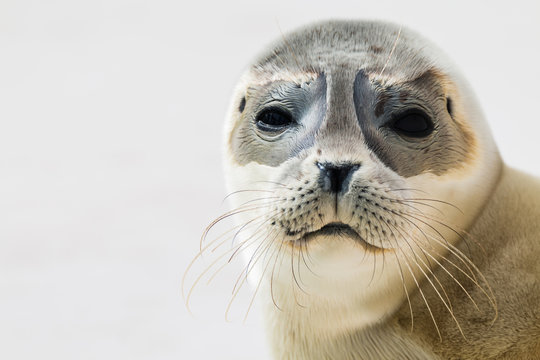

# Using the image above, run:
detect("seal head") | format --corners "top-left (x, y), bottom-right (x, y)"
top-left (223, 20), bottom-right (501, 332)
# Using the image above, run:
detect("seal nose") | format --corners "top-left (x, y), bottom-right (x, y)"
top-left (316, 162), bottom-right (360, 194)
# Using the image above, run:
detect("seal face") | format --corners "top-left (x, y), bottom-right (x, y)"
top-left (205, 20), bottom-right (508, 357)
top-left (224, 21), bottom-right (499, 306)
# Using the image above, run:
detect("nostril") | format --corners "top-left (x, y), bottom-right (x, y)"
top-left (316, 162), bottom-right (361, 194)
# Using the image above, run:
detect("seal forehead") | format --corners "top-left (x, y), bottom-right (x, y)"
top-left (251, 20), bottom-right (436, 83)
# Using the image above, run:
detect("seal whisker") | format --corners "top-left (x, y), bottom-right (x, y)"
top-left (201, 197), bottom-right (284, 248)
top-left (382, 217), bottom-right (456, 324)
top-left (384, 211), bottom-right (478, 333)
top-left (275, 19), bottom-right (303, 72)
top-left (404, 208), bottom-right (487, 260)
top-left (183, 222), bottom-right (249, 303)
top-left (186, 234), bottom-right (259, 313)
top-left (407, 244), bottom-right (468, 340)
top-left (393, 198), bottom-right (445, 217)
top-left (290, 244), bottom-right (308, 307)
top-left (228, 208), bottom-right (283, 249)
top-left (186, 209), bottom-right (282, 310)
top-left (385, 214), bottom-right (436, 275)
top-left (201, 204), bottom-right (279, 251)
top-left (400, 231), bottom-right (456, 313)
top-left (209, 212), bottom-right (278, 254)
top-left (419, 246), bottom-right (482, 312)
top-left (206, 216), bottom-right (278, 285)
top-left (238, 196), bottom-right (282, 207)
top-left (226, 230), bottom-right (281, 322)
top-left (252, 180), bottom-right (288, 188)
top-left (398, 211), bottom-right (453, 248)
top-left (241, 219), bottom-right (282, 277)
top-left (400, 198), bottom-right (463, 214)
top-left (378, 25), bottom-right (402, 78)
top-left (243, 240), bottom-right (283, 324)
top-left (231, 227), bottom-right (281, 293)
top-left (420, 232), bottom-right (498, 320)
top-left (270, 241), bottom-right (285, 311)
top-left (398, 209), bottom-right (476, 261)
top-left (222, 189), bottom-right (276, 203)
top-left (295, 240), bottom-right (309, 293)
top-left (397, 248), bottom-right (443, 341)
top-left (386, 233), bottom-right (415, 332)
top-left (298, 239), bottom-right (317, 278)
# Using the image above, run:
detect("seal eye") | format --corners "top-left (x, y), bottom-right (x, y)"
top-left (391, 112), bottom-right (433, 138)
top-left (255, 108), bottom-right (293, 133)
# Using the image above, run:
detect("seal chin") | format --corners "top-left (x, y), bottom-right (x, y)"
top-left (293, 222), bottom-right (387, 251)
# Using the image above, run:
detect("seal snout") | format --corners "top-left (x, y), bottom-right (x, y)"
top-left (316, 162), bottom-right (360, 194)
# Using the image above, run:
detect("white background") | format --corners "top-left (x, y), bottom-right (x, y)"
top-left (1, 0), bottom-right (539, 359)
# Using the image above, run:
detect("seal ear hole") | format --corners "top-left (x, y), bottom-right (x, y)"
top-left (238, 97), bottom-right (246, 113)
top-left (446, 97), bottom-right (453, 118)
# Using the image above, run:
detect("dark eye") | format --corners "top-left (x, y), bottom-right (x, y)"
top-left (391, 112), bottom-right (433, 138)
top-left (255, 108), bottom-right (294, 133)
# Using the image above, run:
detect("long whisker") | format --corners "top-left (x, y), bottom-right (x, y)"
top-left (186, 206), bottom-right (281, 311)
top-left (183, 222), bottom-right (249, 303)
top-left (226, 230), bottom-right (281, 321)
top-left (270, 241), bottom-right (285, 311)
top-left (421, 232), bottom-right (498, 322)
top-left (370, 213), bottom-right (416, 332)
top-left (275, 19), bottom-right (302, 71)
top-left (394, 198), bottom-right (445, 217)
top-left (243, 240), bottom-right (282, 323)
top-left (401, 197), bottom-right (463, 214)
top-left (185, 234), bottom-right (257, 313)
top-left (378, 25), bottom-right (402, 78)
top-left (291, 243), bottom-right (309, 298)
top-left (397, 208), bottom-right (477, 266)
top-left (229, 208), bottom-right (281, 250)
top-left (419, 246), bottom-right (481, 312)
top-left (201, 204), bottom-right (278, 251)
top-left (407, 244), bottom-right (468, 340)
top-left (385, 217), bottom-right (459, 322)
top-left (299, 240), bottom-right (318, 278)
top-left (395, 205), bottom-right (498, 321)
top-left (386, 232), bottom-right (414, 332)
top-left (230, 216), bottom-right (283, 294)
top-left (398, 248), bottom-right (442, 341)
top-left (207, 217), bottom-right (278, 286)
top-left (253, 180), bottom-right (287, 187)
top-left (222, 189), bottom-right (276, 203)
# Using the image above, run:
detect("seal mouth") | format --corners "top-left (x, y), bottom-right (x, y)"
top-left (306, 222), bottom-right (359, 238)
top-left (293, 222), bottom-right (387, 252)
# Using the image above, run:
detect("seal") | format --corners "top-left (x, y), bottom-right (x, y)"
top-left (212, 20), bottom-right (540, 359)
